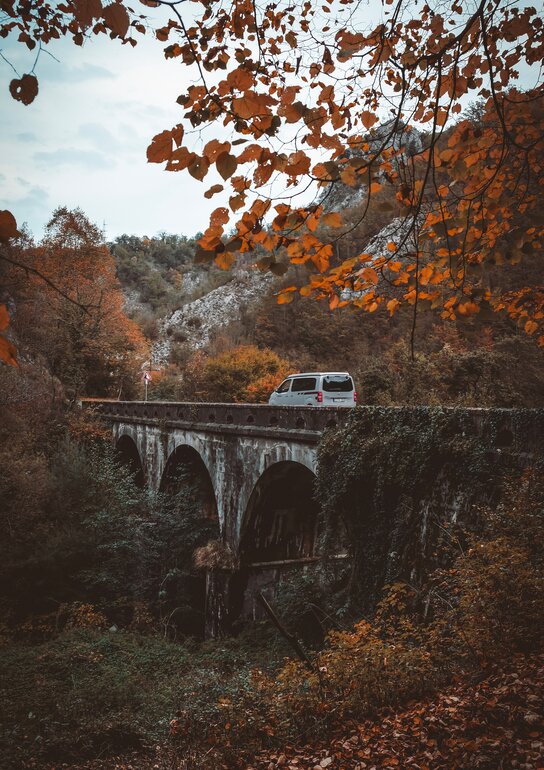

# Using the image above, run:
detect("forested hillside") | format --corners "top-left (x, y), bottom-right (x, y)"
top-left (108, 116), bottom-right (544, 408)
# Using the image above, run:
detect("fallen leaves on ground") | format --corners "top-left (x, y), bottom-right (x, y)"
top-left (35, 652), bottom-right (542, 770)
top-left (250, 651), bottom-right (543, 770)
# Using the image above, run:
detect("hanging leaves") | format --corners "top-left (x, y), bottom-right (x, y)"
top-left (0, 210), bottom-right (20, 241)
top-left (9, 74), bottom-right (38, 105)
top-left (3, 0), bottom-right (544, 341)
top-left (102, 1), bottom-right (130, 37)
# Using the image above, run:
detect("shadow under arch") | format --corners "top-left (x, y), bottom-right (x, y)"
top-left (240, 460), bottom-right (319, 565)
top-left (160, 444), bottom-right (218, 521)
top-left (159, 445), bottom-right (220, 639)
top-left (116, 434), bottom-right (145, 488)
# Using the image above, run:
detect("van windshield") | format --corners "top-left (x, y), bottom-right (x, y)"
top-left (323, 375), bottom-right (353, 393)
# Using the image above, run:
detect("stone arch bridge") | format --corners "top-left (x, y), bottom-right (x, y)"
top-left (82, 400), bottom-right (353, 631)
top-left (82, 400), bottom-right (540, 633)
top-left (84, 400), bottom-right (349, 550)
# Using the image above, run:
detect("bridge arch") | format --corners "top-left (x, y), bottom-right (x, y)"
top-left (160, 443), bottom-right (218, 520)
top-left (240, 460), bottom-right (319, 565)
top-left (116, 434), bottom-right (145, 488)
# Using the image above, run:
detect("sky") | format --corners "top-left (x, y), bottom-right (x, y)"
top-left (0, 20), bottom-right (225, 241)
top-left (0, 0), bottom-right (395, 242)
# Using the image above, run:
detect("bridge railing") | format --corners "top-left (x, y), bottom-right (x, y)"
top-left (80, 399), bottom-right (353, 433)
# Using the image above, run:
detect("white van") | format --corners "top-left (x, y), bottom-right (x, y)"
top-left (269, 372), bottom-right (357, 407)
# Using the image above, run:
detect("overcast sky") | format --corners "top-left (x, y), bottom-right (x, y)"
top-left (0, 23), bottom-right (227, 241)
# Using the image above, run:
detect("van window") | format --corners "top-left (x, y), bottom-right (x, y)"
top-left (291, 377), bottom-right (317, 392)
top-left (277, 379), bottom-right (291, 393)
top-left (323, 375), bottom-right (354, 392)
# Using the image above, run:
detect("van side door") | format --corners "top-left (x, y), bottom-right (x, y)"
top-left (290, 376), bottom-right (318, 405)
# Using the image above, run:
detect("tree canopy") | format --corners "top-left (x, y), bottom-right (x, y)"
top-left (1, 0), bottom-right (543, 365)
top-left (1, 206), bottom-right (147, 393)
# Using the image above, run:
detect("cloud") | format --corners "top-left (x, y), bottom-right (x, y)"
top-left (34, 148), bottom-right (112, 170)
top-left (78, 123), bottom-right (121, 152)
top-left (53, 63), bottom-right (116, 83)
top-left (16, 132), bottom-right (37, 143)
top-left (116, 99), bottom-right (173, 121)
top-left (0, 185), bottom-right (51, 237)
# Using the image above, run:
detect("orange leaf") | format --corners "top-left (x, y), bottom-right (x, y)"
top-left (147, 130), bottom-right (172, 163)
top-left (187, 155), bottom-right (209, 181)
top-left (203, 139), bottom-right (231, 163)
top-left (166, 147), bottom-right (196, 172)
top-left (73, 0), bottom-right (103, 28)
top-left (361, 110), bottom-right (378, 130)
top-left (210, 207), bottom-right (229, 226)
top-left (277, 287), bottom-right (297, 304)
top-left (0, 210), bottom-right (20, 241)
top-left (217, 152), bottom-right (238, 181)
top-left (387, 298), bottom-right (400, 315)
top-left (229, 194), bottom-right (246, 212)
top-left (0, 304), bottom-right (9, 332)
top-left (232, 93), bottom-right (266, 120)
top-left (204, 184), bottom-right (224, 199)
top-left (215, 250), bottom-right (236, 270)
top-left (226, 67), bottom-right (254, 91)
top-left (9, 73), bottom-right (38, 105)
top-left (457, 300), bottom-right (479, 316)
top-left (361, 267), bottom-right (379, 284)
top-left (102, 2), bottom-right (129, 37)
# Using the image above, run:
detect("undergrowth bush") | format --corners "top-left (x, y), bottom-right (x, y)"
top-left (1, 434), bottom-right (219, 638)
top-left (0, 623), bottom-right (290, 770)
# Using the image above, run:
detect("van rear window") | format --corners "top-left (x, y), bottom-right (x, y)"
top-left (291, 377), bottom-right (317, 392)
top-left (323, 375), bottom-right (353, 392)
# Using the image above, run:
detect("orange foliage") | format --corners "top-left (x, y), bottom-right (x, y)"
top-left (3, 207), bottom-right (147, 395)
top-left (2, 1), bottom-right (544, 343)
top-left (196, 345), bottom-right (292, 403)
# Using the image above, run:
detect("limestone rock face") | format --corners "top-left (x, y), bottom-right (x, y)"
top-left (152, 268), bottom-right (275, 364)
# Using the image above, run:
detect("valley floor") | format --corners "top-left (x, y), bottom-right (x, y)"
top-left (28, 650), bottom-right (542, 770)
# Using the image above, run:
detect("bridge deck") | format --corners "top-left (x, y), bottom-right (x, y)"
top-left (80, 400), bottom-right (543, 446)
top-left (80, 399), bottom-right (354, 440)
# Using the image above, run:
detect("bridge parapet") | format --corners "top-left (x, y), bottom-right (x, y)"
top-left (80, 400), bottom-right (543, 449)
top-left (81, 399), bottom-right (351, 437)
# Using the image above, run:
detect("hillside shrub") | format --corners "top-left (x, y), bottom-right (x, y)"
top-left (195, 345), bottom-right (292, 403)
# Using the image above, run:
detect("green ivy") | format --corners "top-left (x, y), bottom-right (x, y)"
top-left (315, 407), bottom-right (544, 611)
